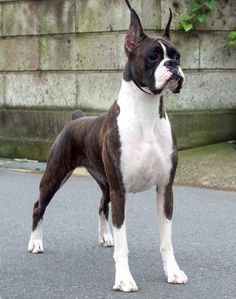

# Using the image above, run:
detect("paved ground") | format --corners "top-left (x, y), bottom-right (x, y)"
top-left (0, 169), bottom-right (235, 299)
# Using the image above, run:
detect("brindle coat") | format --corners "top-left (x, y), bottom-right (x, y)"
top-left (31, 5), bottom-right (179, 233)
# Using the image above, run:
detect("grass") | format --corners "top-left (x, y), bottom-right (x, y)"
top-left (175, 142), bottom-right (236, 191)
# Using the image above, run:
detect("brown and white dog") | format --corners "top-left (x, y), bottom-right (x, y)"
top-left (28, 0), bottom-right (187, 292)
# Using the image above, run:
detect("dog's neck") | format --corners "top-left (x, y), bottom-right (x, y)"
top-left (117, 79), bottom-right (166, 125)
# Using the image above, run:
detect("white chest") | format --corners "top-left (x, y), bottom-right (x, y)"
top-left (117, 80), bottom-right (173, 193)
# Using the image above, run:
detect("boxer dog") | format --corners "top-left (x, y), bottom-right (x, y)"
top-left (28, 0), bottom-right (187, 292)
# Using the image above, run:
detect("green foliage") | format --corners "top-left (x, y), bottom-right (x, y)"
top-left (181, 0), bottom-right (235, 47)
top-left (225, 31), bottom-right (236, 47)
top-left (181, 0), bottom-right (218, 32)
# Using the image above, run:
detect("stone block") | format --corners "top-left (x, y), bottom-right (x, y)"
top-left (77, 34), bottom-right (118, 70)
top-left (169, 110), bottom-right (236, 149)
top-left (0, 109), bottom-right (73, 139)
top-left (172, 32), bottom-right (199, 69)
top-left (41, 33), bottom-right (120, 70)
top-left (41, 34), bottom-right (118, 70)
top-left (3, 2), bottom-right (40, 36)
top-left (76, 0), bottom-right (161, 32)
top-left (3, 0), bottom-right (75, 36)
top-left (76, 0), bottom-right (140, 32)
top-left (40, 36), bottom-right (77, 70)
top-left (40, 0), bottom-right (75, 34)
top-left (5, 72), bottom-right (77, 108)
top-left (161, 0), bottom-right (236, 31)
top-left (200, 32), bottom-right (236, 69)
top-left (141, 0), bottom-right (161, 30)
top-left (0, 37), bottom-right (39, 70)
top-left (0, 136), bottom-right (52, 162)
top-left (165, 71), bottom-right (236, 111)
top-left (0, 75), bottom-right (4, 106)
top-left (77, 72), bottom-right (122, 111)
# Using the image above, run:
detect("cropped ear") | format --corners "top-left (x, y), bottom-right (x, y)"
top-left (125, 9), bottom-right (145, 56)
top-left (163, 8), bottom-right (172, 39)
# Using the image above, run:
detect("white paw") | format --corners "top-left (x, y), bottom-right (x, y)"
top-left (167, 268), bottom-right (188, 284)
top-left (99, 212), bottom-right (114, 247)
top-left (113, 275), bottom-right (138, 292)
top-left (28, 220), bottom-right (44, 253)
top-left (99, 232), bottom-right (114, 247)
top-left (28, 239), bottom-right (44, 254)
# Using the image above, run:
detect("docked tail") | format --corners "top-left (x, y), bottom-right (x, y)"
top-left (72, 109), bottom-right (85, 120)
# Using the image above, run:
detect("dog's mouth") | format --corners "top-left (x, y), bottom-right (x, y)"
top-left (165, 73), bottom-right (183, 94)
top-left (150, 72), bottom-right (184, 95)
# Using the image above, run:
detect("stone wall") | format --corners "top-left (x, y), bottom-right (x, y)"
top-left (0, 0), bottom-right (235, 161)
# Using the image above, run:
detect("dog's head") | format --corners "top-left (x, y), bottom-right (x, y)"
top-left (124, 1), bottom-right (184, 95)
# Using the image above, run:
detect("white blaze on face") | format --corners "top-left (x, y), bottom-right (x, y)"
top-left (154, 41), bottom-right (185, 91)
top-left (154, 42), bottom-right (172, 90)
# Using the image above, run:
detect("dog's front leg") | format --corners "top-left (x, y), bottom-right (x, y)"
top-left (157, 185), bottom-right (188, 284)
top-left (111, 190), bottom-right (138, 292)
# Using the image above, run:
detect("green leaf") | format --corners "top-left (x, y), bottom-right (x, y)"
top-left (181, 21), bottom-right (194, 32)
top-left (196, 14), bottom-right (208, 23)
top-left (182, 15), bottom-right (194, 22)
top-left (191, 2), bottom-right (203, 12)
top-left (227, 31), bottom-right (236, 39)
top-left (204, 0), bottom-right (218, 10)
top-left (225, 40), bottom-right (236, 47)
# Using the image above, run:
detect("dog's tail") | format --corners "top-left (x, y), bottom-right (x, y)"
top-left (72, 109), bottom-right (85, 120)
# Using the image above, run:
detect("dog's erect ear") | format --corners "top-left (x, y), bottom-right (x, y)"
top-left (163, 8), bottom-right (172, 39)
top-left (125, 8), bottom-right (145, 56)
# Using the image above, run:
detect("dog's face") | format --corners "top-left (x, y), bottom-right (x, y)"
top-left (125, 9), bottom-right (184, 95)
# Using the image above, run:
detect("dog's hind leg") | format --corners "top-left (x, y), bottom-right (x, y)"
top-left (86, 168), bottom-right (114, 247)
top-left (28, 131), bottom-right (76, 253)
top-left (98, 184), bottom-right (114, 247)
top-left (28, 167), bottom-right (73, 253)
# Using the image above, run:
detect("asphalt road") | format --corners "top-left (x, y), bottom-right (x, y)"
top-left (0, 169), bottom-right (235, 299)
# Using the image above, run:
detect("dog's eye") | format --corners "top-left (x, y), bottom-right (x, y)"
top-left (174, 54), bottom-right (180, 62)
top-left (148, 53), bottom-right (159, 61)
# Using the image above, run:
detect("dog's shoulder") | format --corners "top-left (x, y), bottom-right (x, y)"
top-left (102, 101), bottom-right (123, 180)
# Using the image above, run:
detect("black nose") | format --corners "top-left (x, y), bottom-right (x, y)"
top-left (164, 59), bottom-right (178, 70)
